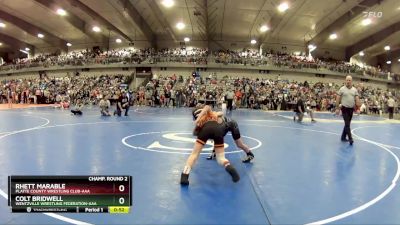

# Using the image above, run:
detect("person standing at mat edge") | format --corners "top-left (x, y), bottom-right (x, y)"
top-left (387, 94), bottom-right (395, 119)
top-left (335, 75), bottom-right (360, 145)
top-left (225, 88), bottom-right (235, 112)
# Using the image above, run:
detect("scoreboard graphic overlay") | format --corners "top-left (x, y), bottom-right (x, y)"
top-left (8, 176), bottom-right (132, 213)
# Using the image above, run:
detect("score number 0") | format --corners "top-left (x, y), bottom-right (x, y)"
top-left (118, 184), bottom-right (126, 205)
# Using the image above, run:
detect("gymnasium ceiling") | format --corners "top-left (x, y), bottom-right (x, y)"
top-left (0, 0), bottom-right (399, 60)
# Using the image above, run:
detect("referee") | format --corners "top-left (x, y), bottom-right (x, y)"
top-left (387, 94), bottom-right (395, 119)
top-left (225, 89), bottom-right (235, 112)
top-left (335, 75), bottom-right (360, 145)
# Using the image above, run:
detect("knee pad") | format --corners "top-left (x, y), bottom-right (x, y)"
top-left (229, 121), bottom-right (241, 140)
top-left (227, 120), bottom-right (238, 130)
top-left (216, 152), bottom-right (229, 166)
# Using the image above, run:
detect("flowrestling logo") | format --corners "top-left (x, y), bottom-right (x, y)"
top-left (363, 11), bottom-right (383, 18)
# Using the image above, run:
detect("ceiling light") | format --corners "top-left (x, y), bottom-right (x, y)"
top-left (260, 25), bottom-right (269, 32)
top-left (161, 0), bottom-right (174, 8)
top-left (308, 44), bottom-right (317, 52)
top-left (361, 18), bottom-right (371, 26)
top-left (278, 2), bottom-right (289, 12)
top-left (251, 39), bottom-right (257, 44)
top-left (384, 46), bottom-right (390, 51)
top-left (92, 26), bottom-right (101, 32)
top-left (386, 61), bottom-right (391, 64)
top-left (311, 24), bottom-right (316, 30)
top-left (398, 59), bottom-right (400, 62)
top-left (184, 37), bottom-right (190, 42)
top-left (66, 42), bottom-right (72, 47)
top-left (0, 43), bottom-right (3, 46)
top-left (56, 8), bottom-right (66, 16)
top-left (116, 38), bottom-right (122, 43)
top-left (37, 33), bottom-right (44, 38)
top-left (176, 22), bottom-right (185, 30)
top-left (359, 51), bottom-right (364, 56)
top-left (0, 22), bottom-right (5, 28)
top-left (25, 47), bottom-right (30, 51)
top-left (329, 33), bottom-right (337, 40)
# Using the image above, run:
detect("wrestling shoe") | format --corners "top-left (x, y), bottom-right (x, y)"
top-left (242, 151), bottom-right (254, 163)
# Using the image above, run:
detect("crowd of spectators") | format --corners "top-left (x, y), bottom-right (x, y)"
top-left (1, 48), bottom-right (398, 82)
top-left (1, 71), bottom-right (398, 117)
top-left (137, 74), bottom-right (399, 115)
top-left (0, 73), bottom-right (127, 107)
top-left (211, 49), bottom-right (398, 81)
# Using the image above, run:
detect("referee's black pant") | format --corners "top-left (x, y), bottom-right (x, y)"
top-left (388, 107), bottom-right (394, 119)
top-left (227, 99), bottom-right (233, 111)
top-left (341, 107), bottom-right (354, 141)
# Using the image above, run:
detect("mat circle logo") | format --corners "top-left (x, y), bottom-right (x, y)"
top-left (122, 131), bottom-right (262, 155)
